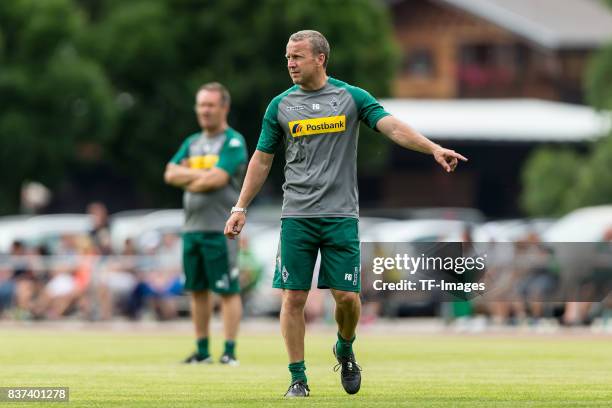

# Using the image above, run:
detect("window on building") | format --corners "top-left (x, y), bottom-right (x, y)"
top-left (458, 43), bottom-right (519, 97)
top-left (403, 48), bottom-right (435, 78)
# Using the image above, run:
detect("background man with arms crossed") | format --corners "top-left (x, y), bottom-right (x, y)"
top-left (225, 31), bottom-right (467, 396)
top-left (165, 82), bottom-right (247, 365)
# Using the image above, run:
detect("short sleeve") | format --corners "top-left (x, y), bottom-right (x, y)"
top-left (216, 132), bottom-right (247, 175)
top-left (348, 86), bottom-right (390, 131)
top-left (169, 137), bottom-right (193, 164)
top-left (256, 98), bottom-right (283, 153)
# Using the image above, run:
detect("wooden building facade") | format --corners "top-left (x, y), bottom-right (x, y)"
top-left (389, 0), bottom-right (611, 103)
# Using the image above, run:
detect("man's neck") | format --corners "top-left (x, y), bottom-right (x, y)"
top-left (300, 74), bottom-right (328, 91)
top-left (202, 124), bottom-right (227, 137)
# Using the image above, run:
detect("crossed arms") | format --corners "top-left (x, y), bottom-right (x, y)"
top-left (164, 162), bottom-right (230, 193)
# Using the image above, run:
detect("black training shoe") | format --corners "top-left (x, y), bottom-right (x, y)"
top-left (219, 354), bottom-right (240, 366)
top-left (183, 352), bottom-right (213, 364)
top-left (284, 380), bottom-right (310, 397)
top-left (333, 345), bottom-right (362, 394)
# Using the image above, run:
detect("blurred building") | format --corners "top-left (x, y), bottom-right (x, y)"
top-left (376, 0), bottom-right (612, 216)
top-left (390, 0), bottom-right (612, 103)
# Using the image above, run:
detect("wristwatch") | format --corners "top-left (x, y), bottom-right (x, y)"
top-left (231, 206), bottom-right (247, 215)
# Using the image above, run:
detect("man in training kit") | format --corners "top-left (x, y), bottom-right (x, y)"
top-left (165, 82), bottom-right (247, 366)
top-left (224, 31), bottom-right (467, 396)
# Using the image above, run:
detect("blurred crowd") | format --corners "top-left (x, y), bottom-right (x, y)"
top-left (0, 203), bottom-right (182, 320)
top-left (358, 226), bottom-right (612, 328)
top-left (1, 203), bottom-right (611, 328)
top-left (475, 230), bottom-right (612, 327)
top-left (0, 202), bottom-right (266, 322)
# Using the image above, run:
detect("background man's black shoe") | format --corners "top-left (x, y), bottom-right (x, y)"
top-left (183, 352), bottom-right (213, 364)
top-left (219, 354), bottom-right (239, 366)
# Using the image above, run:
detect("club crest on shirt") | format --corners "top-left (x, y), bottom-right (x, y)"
top-left (330, 97), bottom-right (339, 112)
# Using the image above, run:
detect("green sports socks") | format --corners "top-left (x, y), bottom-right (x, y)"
top-left (288, 360), bottom-right (307, 384)
top-left (336, 332), bottom-right (356, 358)
top-left (196, 337), bottom-right (210, 358)
top-left (224, 340), bottom-right (236, 358)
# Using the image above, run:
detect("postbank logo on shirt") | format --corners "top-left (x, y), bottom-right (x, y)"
top-left (189, 155), bottom-right (219, 169)
top-left (288, 115), bottom-right (346, 138)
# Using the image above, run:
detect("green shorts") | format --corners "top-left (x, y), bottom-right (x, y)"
top-left (182, 231), bottom-right (240, 294)
top-left (273, 217), bottom-right (361, 292)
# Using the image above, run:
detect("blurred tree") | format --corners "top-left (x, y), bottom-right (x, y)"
top-left (586, 0), bottom-right (612, 108)
top-left (0, 0), bottom-right (116, 214)
top-left (83, 0), bottom-right (399, 207)
top-left (586, 42), bottom-right (612, 112)
top-left (522, 135), bottom-right (612, 217)
top-left (520, 148), bottom-right (583, 217)
top-left (1, 0), bottom-right (398, 213)
top-left (565, 136), bottom-right (612, 210)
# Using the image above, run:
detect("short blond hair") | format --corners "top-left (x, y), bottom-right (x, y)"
top-left (197, 82), bottom-right (231, 107)
top-left (289, 30), bottom-right (330, 68)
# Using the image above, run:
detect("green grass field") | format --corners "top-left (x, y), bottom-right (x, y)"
top-left (0, 327), bottom-right (611, 407)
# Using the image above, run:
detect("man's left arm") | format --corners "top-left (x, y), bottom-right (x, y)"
top-left (185, 167), bottom-right (230, 193)
top-left (375, 115), bottom-right (468, 173)
top-left (164, 162), bottom-right (200, 187)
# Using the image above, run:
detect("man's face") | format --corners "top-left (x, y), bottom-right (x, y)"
top-left (195, 90), bottom-right (228, 130)
top-left (286, 40), bottom-right (324, 85)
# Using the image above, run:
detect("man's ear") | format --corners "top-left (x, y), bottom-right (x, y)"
top-left (318, 53), bottom-right (326, 67)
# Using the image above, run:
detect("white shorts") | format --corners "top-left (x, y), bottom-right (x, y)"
top-left (46, 274), bottom-right (75, 297)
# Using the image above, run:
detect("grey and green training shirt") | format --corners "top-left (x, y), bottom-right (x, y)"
top-left (256, 77), bottom-right (390, 218)
top-left (170, 127), bottom-right (247, 232)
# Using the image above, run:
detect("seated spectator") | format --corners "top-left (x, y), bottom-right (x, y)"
top-left (10, 241), bottom-right (38, 318)
top-left (96, 238), bottom-right (138, 320)
top-left (0, 264), bottom-right (15, 317)
top-left (127, 233), bottom-right (182, 320)
top-left (33, 236), bottom-right (97, 319)
top-left (564, 226), bottom-right (612, 325)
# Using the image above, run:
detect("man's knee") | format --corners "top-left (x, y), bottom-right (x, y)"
top-left (282, 290), bottom-right (308, 313)
top-left (333, 290), bottom-right (360, 308)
